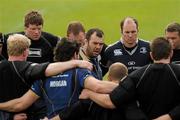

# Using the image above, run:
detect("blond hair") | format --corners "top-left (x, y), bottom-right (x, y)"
top-left (108, 62), bottom-right (128, 82)
top-left (7, 34), bottom-right (31, 56)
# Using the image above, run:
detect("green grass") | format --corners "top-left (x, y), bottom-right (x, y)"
top-left (0, 0), bottom-right (180, 44)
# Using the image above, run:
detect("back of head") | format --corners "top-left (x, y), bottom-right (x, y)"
top-left (165, 22), bottom-right (180, 36)
top-left (24, 10), bottom-right (44, 27)
top-left (67, 21), bottom-right (85, 36)
top-left (150, 37), bottom-right (172, 61)
top-left (54, 37), bottom-right (80, 62)
top-left (7, 34), bottom-right (31, 56)
top-left (108, 62), bottom-right (128, 82)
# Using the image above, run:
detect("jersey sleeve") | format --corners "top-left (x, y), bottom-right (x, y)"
top-left (109, 76), bottom-right (136, 108)
top-left (31, 80), bottom-right (43, 97)
top-left (77, 68), bottom-right (93, 87)
top-left (25, 62), bottom-right (49, 81)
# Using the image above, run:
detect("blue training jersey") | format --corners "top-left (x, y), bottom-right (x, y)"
top-left (31, 68), bottom-right (92, 118)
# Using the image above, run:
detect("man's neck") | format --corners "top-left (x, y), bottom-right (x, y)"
top-left (153, 59), bottom-right (170, 64)
top-left (82, 47), bottom-right (91, 58)
top-left (8, 56), bottom-right (25, 61)
top-left (121, 38), bottom-right (138, 48)
top-left (124, 43), bottom-right (137, 48)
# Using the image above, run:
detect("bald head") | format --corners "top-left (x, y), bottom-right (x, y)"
top-left (120, 17), bottom-right (138, 33)
top-left (120, 17), bottom-right (139, 48)
top-left (108, 62), bottom-right (128, 83)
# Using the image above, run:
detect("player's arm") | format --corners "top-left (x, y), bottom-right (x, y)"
top-left (79, 89), bottom-right (115, 109)
top-left (45, 60), bottom-right (93, 77)
top-left (28, 60), bottom-right (93, 80)
top-left (0, 90), bottom-right (39, 112)
top-left (84, 76), bottom-right (118, 93)
top-left (153, 114), bottom-right (172, 120)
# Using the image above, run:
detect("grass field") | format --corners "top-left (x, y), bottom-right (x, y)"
top-left (0, 0), bottom-right (180, 44)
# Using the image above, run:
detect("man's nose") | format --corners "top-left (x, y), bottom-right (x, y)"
top-left (128, 32), bottom-right (133, 37)
top-left (34, 29), bottom-right (40, 34)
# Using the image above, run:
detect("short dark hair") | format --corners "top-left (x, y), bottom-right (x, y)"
top-left (120, 17), bottom-right (138, 32)
top-left (24, 10), bottom-right (44, 27)
top-left (0, 33), bottom-right (3, 43)
top-left (165, 22), bottom-right (180, 36)
top-left (54, 37), bottom-right (80, 62)
top-left (86, 28), bottom-right (104, 41)
top-left (67, 21), bottom-right (85, 36)
top-left (151, 37), bottom-right (172, 61)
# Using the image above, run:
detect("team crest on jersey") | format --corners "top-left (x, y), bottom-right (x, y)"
top-left (140, 47), bottom-right (147, 54)
top-left (114, 49), bottom-right (123, 56)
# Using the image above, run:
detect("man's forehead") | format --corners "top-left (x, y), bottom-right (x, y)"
top-left (166, 31), bottom-right (180, 37)
top-left (26, 24), bottom-right (43, 28)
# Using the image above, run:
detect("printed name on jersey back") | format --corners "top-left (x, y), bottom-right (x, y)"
top-left (50, 80), bottom-right (67, 87)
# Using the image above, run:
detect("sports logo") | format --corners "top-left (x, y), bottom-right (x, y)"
top-left (114, 49), bottom-right (123, 56)
top-left (140, 47), bottom-right (147, 54)
top-left (128, 61), bottom-right (136, 66)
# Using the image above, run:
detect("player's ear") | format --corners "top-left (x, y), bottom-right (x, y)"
top-left (150, 52), bottom-right (154, 60)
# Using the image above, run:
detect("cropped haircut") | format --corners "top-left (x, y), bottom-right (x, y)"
top-left (67, 21), bottom-right (85, 36)
top-left (24, 10), bottom-right (44, 27)
top-left (0, 32), bottom-right (3, 43)
top-left (120, 17), bottom-right (138, 32)
top-left (150, 37), bottom-right (172, 61)
top-left (108, 62), bottom-right (128, 81)
top-left (54, 37), bottom-right (80, 62)
top-left (86, 28), bottom-right (104, 41)
top-left (165, 22), bottom-right (180, 36)
top-left (7, 34), bottom-right (31, 56)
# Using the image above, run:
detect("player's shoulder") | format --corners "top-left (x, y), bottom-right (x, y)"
top-left (105, 40), bottom-right (121, 52)
top-left (138, 38), bottom-right (150, 44)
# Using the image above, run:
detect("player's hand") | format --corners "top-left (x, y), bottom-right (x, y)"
top-left (79, 89), bottom-right (91, 99)
top-left (75, 60), bottom-right (93, 71)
